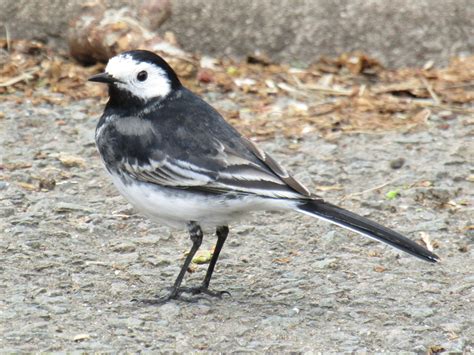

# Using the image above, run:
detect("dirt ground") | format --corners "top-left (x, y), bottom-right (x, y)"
top-left (1, 85), bottom-right (473, 352)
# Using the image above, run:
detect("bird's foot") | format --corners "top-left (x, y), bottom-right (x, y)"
top-left (132, 285), bottom-right (230, 305)
top-left (131, 292), bottom-right (181, 305)
top-left (178, 285), bottom-right (231, 298)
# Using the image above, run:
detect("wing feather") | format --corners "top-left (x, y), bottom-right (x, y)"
top-left (241, 137), bottom-right (312, 197)
top-left (119, 137), bottom-right (315, 199)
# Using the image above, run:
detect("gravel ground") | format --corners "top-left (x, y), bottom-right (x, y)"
top-left (1, 91), bottom-right (473, 352)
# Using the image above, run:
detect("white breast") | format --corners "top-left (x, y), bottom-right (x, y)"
top-left (109, 173), bottom-right (296, 229)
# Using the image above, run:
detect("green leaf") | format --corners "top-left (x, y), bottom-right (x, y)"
top-left (226, 66), bottom-right (238, 75)
top-left (192, 250), bottom-right (213, 264)
top-left (385, 190), bottom-right (400, 200)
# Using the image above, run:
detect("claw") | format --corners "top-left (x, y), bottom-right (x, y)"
top-left (131, 286), bottom-right (231, 305)
top-left (178, 285), bottom-right (231, 298)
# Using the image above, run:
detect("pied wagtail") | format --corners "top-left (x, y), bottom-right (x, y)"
top-left (89, 50), bottom-right (439, 303)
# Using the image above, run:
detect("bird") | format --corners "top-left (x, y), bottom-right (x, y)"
top-left (89, 49), bottom-right (439, 303)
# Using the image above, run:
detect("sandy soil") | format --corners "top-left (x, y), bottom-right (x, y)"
top-left (1, 91), bottom-right (473, 352)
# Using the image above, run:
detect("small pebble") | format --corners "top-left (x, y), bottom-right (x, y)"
top-left (390, 157), bottom-right (405, 169)
top-left (112, 242), bottom-right (136, 253)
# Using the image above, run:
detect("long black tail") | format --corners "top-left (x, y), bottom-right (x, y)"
top-left (298, 200), bottom-right (440, 263)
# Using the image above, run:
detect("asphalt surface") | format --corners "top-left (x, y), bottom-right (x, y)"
top-left (1, 91), bottom-right (473, 352)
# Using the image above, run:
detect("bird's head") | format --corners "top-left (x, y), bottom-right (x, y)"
top-left (88, 50), bottom-right (181, 102)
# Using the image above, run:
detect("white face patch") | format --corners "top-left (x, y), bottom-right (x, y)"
top-left (105, 54), bottom-right (172, 100)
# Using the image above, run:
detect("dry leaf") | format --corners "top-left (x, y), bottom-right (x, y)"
top-left (187, 264), bottom-right (198, 273)
top-left (17, 182), bottom-right (36, 191)
top-left (1, 37), bottom-right (472, 142)
top-left (68, 2), bottom-right (171, 64)
top-left (427, 345), bottom-right (445, 355)
top-left (411, 109), bottom-right (431, 124)
top-left (73, 333), bottom-right (90, 342)
top-left (374, 265), bottom-right (386, 273)
top-left (58, 153), bottom-right (86, 168)
top-left (273, 257), bottom-right (291, 264)
top-left (419, 231), bottom-right (434, 252)
top-left (368, 250), bottom-right (381, 257)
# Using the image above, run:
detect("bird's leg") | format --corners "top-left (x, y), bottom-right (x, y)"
top-left (137, 221), bottom-right (203, 304)
top-left (203, 225), bottom-right (229, 289)
top-left (178, 225), bottom-right (231, 298)
top-left (168, 222), bottom-right (204, 297)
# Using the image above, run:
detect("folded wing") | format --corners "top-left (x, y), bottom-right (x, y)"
top-left (119, 137), bottom-right (316, 200)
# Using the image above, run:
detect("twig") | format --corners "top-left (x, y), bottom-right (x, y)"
top-left (411, 99), bottom-right (474, 114)
top-left (291, 74), bottom-right (304, 88)
top-left (302, 84), bottom-right (353, 96)
top-left (277, 82), bottom-right (309, 97)
top-left (0, 67), bottom-right (40, 87)
top-left (439, 82), bottom-right (474, 90)
top-left (373, 81), bottom-right (474, 94)
top-left (4, 24), bottom-right (11, 52)
top-left (340, 177), bottom-right (401, 201)
top-left (420, 76), bottom-right (441, 104)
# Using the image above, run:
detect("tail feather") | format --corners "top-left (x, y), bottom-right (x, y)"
top-left (298, 200), bottom-right (440, 263)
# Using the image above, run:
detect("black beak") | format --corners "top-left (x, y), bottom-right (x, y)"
top-left (88, 72), bottom-right (120, 84)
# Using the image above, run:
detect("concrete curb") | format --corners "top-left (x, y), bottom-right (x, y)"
top-left (1, 0), bottom-right (472, 67)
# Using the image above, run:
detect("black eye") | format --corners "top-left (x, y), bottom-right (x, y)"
top-left (137, 71), bottom-right (148, 81)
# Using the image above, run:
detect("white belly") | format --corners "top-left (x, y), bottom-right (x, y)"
top-left (110, 173), bottom-right (295, 229)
